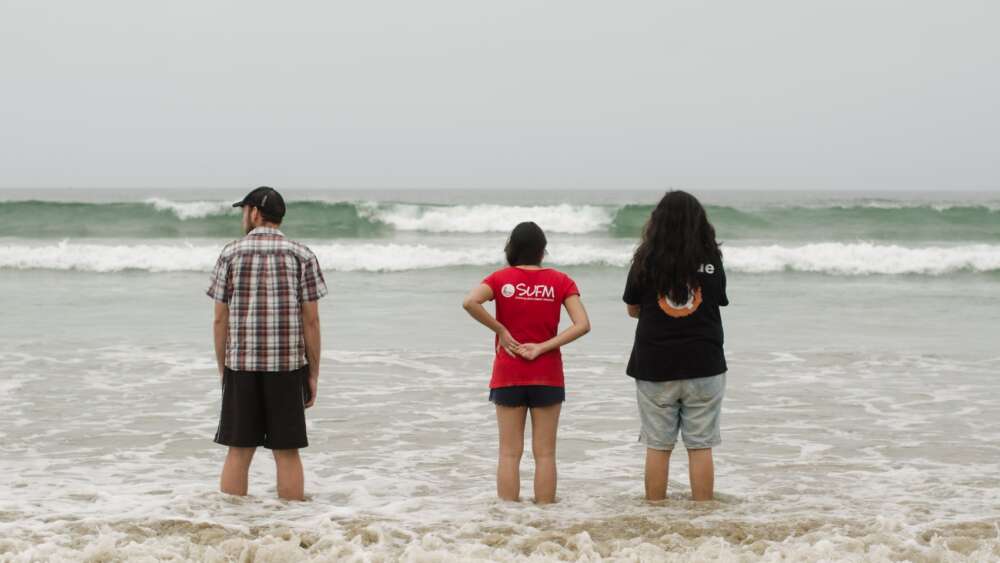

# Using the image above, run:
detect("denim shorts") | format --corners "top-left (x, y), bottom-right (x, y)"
top-left (635, 373), bottom-right (725, 451)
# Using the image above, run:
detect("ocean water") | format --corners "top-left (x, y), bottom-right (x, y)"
top-left (1, 189), bottom-right (998, 562)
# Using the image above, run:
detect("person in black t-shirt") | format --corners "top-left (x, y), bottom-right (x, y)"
top-left (623, 190), bottom-right (728, 502)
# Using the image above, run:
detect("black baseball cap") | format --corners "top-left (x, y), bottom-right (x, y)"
top-left (233, 186), bottom-right (286, 221)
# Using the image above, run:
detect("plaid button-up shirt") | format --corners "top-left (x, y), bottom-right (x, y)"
top-left (206, 227), bottom-right (328, 372)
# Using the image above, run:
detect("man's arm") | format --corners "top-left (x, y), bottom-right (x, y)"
top-left (302, 300), bottom-right (321, 408)
top-left (213, 302), bottom-right (229, 377)
top-left (626, 304), bottom-right (641, 318)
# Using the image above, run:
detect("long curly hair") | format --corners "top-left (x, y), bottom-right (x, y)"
top-left (631, 190), bottom-right (721, 304)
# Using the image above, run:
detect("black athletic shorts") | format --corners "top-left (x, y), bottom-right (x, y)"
top-left (214, 365), bottom-right (311, 450)
top-left (489, 385), bottom-right (565, 408)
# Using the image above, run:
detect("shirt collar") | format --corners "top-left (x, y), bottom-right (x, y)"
top-left (248, 226), bottom-right (284, 237)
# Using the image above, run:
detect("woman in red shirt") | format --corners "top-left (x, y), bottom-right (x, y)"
top-left (462, 222), bottom-right (591, 503)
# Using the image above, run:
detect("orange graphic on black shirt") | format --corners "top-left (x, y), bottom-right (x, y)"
top-left (657, 287), bottom-right (702, 318)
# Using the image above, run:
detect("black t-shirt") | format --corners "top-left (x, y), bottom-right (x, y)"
top-left (623, 260), bottom-right (729, 381)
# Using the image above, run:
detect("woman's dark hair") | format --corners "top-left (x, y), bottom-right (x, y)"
top-left (631, 190), bottom-right (721, 303)
top-left (505, 222), bottom-right (547, 266)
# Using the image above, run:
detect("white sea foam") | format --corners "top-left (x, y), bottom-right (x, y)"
top-left (1, 347), bottom-right (998, 561)
top-left (0, 241), bottom-right (220, 272)
top-left (0, 241), bottom-right (626, 273)
top-left (726, 242), bottom-right (1000, 275)
top-left (1, 241), bottom-right (999, 274)
top-left (145, 198), bottom-right (236, 219)
top-left (2, 517), bottom-right (996, 561)
top-left (361, 203), bottom-right (615, 234)
top-left (140, 198), bottom-right (617, 232)
top-left (775, 199), bottom-right (1000, 211)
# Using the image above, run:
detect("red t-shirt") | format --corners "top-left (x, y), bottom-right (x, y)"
top-left (482, 267), bottom-right (580, 389)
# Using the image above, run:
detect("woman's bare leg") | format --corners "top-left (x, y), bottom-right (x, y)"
top-left (529, 403), bottom-right (561, 504)
top-left (644, 448), bottom-right (671, 501)
top-left (495, 405), bottom-right (528, 501)
top-left (687, 448), bottom-right (714, 500)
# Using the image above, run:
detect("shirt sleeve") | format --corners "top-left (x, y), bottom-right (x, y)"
top-left (562, 273), bottom-right (580, 301)
top-left (481, 272), bottom-right (498, 301)
top-left (623, 264), bottom-right (642, 305)
top-left (299, 253), bottom-right (329, 303)
top-left (206, 254), bottom-right (232, 303)
top-left (717, 261), bottom-right (729, 307)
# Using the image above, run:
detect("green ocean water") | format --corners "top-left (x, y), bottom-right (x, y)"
top-left (1, 198), bottom-right (998, 241)
top-left (1, 188), bottom-right (999, 560)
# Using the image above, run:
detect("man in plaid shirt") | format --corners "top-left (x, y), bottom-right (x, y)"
top-left (206, 186), bottom-right (327, 501)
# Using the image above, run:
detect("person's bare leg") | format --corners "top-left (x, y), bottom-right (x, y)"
top-left (529, 403), bottom-right (561, 504)
top-left (273, 449), bottom-right (305, 501)
top-left (220, 447), bottom-right (256, 496)
top-left (495, 405), bottom-right (528, 501)
top-left (644, 448), bottom-right (671, 501)
top-left (687, 448), bottom-right (714, 501)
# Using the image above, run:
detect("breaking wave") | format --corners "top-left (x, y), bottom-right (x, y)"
top-left (1, 199), bottom-right (997, 241)
top-left (1, 241), bottom-right (998, 275)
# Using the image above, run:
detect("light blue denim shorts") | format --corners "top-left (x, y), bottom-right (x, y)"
top-left (636, 372), bottom-right (726, 451)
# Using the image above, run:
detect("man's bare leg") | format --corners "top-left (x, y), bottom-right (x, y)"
top-left (273, 449), bottom-right (305, 501)
top-left (220, 447), bottom-right (255, 496)
top-left (644, 447), bottom-right (671, 501)
top-left (688, 448), bottom-right (714, 501)
top-left (496, 405), bottom-right (528, 501)
top-left (529, 403), bottom-right (561, 504)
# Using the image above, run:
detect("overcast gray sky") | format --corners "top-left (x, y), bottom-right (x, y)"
top-left (1, 1), bottom-right (997, 190)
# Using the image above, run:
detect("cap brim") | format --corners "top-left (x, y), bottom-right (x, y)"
top-left (232, 201), bottom-right (246, 208)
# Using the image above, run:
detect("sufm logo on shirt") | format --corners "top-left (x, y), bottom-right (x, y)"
top-left (501, 283), bottom-right (555, 301)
